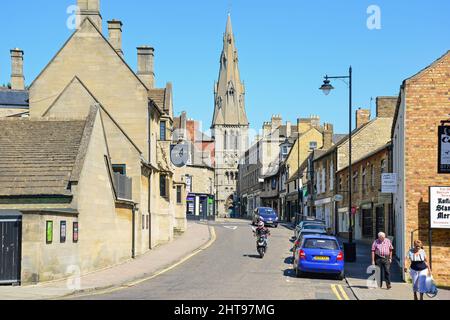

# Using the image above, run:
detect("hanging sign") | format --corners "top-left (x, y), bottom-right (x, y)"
top-left (429, 186), bottom-right (450, 229)
top-left (381, 173), bottom-right (397, 193)
top-left (438, 126), bottom-right (450, 174)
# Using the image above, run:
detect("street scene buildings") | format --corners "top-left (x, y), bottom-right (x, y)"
top-left (0, 0), bottom-right (449, 301)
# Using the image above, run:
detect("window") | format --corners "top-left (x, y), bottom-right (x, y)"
top-left (353, 171), bottom-right (358, 193)
top-left (160, 174), bottom-right (168, 198)
top-left (282, 146), bottom-right (289, 155)
top-left (112, 164), bottom-right (126, 175)
top-left (146, 215), bottom-right (149, 230)
top-left (362, 167), bottom-right (367, 194)
top-left (160, 121), bottom-right (167, 141)
top-left (371, 164), bottom-right (375, 188)
top-left (316, 171), bottom-right (320, 194)
top-left (330, 162), bottom-right (334, 191)
top-left (142, 215), bottom-right (145, 230)
top-left (339, 176), bottom-right (343, 192)
top-left (322, 168), bottom-right (326, 193)
top-left (309, 141), bottom-right (318, 150)
top-left (176, 186), bottom-right (182, 204)
top-left (381, 159), bottom-right (386, 174)
top-left (60, 221), bottom-right (66, 243)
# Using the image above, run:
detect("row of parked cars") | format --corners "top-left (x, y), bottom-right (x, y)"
top-left (291, 217), bottom-right (344, 280)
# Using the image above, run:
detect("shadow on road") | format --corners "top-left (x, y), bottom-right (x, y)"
top-left (283, 268), bottom-right (342, 281)
top-left (243, 254), bottom-right (262, 259)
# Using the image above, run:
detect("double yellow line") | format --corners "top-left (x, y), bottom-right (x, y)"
top-left (331, 284), bottom-right (350, 300)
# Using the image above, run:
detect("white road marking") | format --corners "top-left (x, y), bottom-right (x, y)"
top-left (224, 226), bottom-right (237, 230)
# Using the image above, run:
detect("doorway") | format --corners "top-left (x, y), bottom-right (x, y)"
top-left (375, 206), bottom-right (385, 237)
top-left (362, 208), bottom-right (373, 238)
top-left (0, 211), bottom-right (22, 285)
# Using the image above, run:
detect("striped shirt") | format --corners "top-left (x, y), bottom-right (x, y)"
top-left (372, 238), bottom-right (393, 258)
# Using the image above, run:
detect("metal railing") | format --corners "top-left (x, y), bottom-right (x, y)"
top-left (113, 172), bottom-right (132, 200)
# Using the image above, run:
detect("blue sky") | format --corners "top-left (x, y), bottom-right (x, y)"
top-left (0, 0), bottom-right (449, 134)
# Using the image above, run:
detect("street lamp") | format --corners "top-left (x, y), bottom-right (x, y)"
top-left (319, 66), bottom-right (356, 263)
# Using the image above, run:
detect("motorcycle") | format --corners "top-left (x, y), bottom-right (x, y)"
top-left (252, 227), bottom-right (269, 258)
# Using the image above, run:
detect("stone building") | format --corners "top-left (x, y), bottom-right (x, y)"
top-left (211, 15), bottom-right (249, 218)
top-left (238, 115), bottom-right (298, 217)
top-left (173, 112), bottom-right (215, 221)
top-left (279, 116), bottom-right (328, 222)
top-left (0, 107), bottom-right (138, 284)
top-left (335, 102), bottom-right (396, 239)
top-left (392, 50), bottom-right (450, 286)
top-left (0, 0), bottom-right (185, 284)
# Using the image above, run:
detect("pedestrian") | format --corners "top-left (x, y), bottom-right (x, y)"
top-left (371, 231), bottom-right (394, 289)
top-left (404, 240), bottom-right (431, 300)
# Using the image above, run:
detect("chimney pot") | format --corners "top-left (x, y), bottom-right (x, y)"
top-left (10, 48), bottom-right (25, 90)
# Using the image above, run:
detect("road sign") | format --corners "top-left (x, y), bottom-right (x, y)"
top-left (381, 173), bottom-right (397, 193)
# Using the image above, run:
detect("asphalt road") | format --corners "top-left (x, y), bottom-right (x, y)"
top-left (76, 220), bottom-right (355, 300)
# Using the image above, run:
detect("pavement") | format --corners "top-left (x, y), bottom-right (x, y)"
top-left (343, 238), bottom-right (450, 300)
top-left (76, 219), bottom-right (354, 300)
top-left (0, 221), bottom-right (213, 300)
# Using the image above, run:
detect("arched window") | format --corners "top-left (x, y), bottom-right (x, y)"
top-left (224, 130), bottom-right (228, 150)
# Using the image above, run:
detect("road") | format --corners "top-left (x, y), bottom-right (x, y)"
top-left (75, 220), bottom-right (355, 300)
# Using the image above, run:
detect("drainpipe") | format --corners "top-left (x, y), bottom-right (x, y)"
top-left (148, 170), bottom-right (152, 249)
top-left (132, 204), bottom-right (136, 259)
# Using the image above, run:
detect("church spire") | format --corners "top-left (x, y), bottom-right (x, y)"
top-left (212, 14), bottom-right (248, 128)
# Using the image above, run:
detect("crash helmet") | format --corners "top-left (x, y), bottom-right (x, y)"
top-left (258, 221), bottom-right (264, 228)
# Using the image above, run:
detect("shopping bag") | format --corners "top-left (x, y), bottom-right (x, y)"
top-left (425, 275), bottom-right (438, 298)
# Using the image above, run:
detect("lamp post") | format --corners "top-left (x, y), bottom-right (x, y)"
top-left (319, 66), bottom-right (356, 262)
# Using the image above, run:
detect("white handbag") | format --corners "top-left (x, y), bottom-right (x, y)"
top-left (425, 275), bottom-right (438, 298)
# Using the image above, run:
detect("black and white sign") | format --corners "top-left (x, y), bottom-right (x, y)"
top-left (430, 186), bottom-right (450, 229)
top-left (438, 126), bottom-right (450, 174)
top-left (170, 143), bottom-right (190, 168)
top-left (381, 173), bottom-right (397, 193)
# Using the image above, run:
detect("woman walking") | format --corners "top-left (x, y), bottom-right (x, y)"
top-left (404, 240), bottom-right (431, 300)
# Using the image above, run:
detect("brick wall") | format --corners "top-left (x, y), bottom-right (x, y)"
top-left (403, 51), bottom-right (450, 286)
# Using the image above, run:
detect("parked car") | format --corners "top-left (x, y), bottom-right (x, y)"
top-left (293, 235), bottom-right (344, 280)
top-left (252, 207), bottom-right (279, 227)
top-left (292, 229), bottom-right (327, 258)
top-left (294, 221), bottom-right (326, 238)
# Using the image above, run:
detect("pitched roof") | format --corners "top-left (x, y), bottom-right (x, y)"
top-left (148, 88), bottom-right (166, 110)
top-left (0, 88), bottom-right (29, 109)
top-left (0, 118), bottom-right (90, 197)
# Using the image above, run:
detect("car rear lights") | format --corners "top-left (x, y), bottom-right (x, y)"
top-left (337, 251), bottom-right (344, 261)
top-left (299, 249), bottom-right (306, 260)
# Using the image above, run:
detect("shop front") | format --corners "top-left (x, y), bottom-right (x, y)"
top-left (186, 193), bottom-right (215, 220)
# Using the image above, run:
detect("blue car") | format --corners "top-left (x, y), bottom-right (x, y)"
top-left (293, 235), bottom-right (344, 280)
top-left (252, 207), bottom-right (279, 228)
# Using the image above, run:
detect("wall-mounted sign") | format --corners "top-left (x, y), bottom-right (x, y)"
top-left (429, 186), bottom-right (450, 229)
top-left (170, 143), bottom-right (190, 168)
top-left (46, 221), bottom-right (53, 244)
top-left (60, 221), bottom-right (66, 243)
top-left (73, 222), bottom-right (79, 243)
top-left (381, 173), bottom-right (397, 193)
top-left (334, 194), bottom-right (343, 202)
top-left (438, 126), bottom-right (450, 174)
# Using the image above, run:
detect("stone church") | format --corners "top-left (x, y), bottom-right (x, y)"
top-left (211, 15), bottom-right (249, 217)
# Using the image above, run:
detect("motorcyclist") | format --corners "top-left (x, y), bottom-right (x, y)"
top-left (254, 221), bottom-right (271, 238)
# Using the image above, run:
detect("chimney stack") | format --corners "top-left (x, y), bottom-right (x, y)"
top-left (356, 108), bottom-right (371, 129)
top-left (77, 0), bottom-right (102, 32)
top-left (10, 48), bottom-right (25, 90)
top-left (108, 20), bottom-right (123, 57)
top-left (137, 46), bottom-right (155, 89)
top-left (323, 123), bottom-right (334, 150)
top-left (376, 96), bottom-right (397, 118)
top-left (286, 121), bottom-right (292, 138)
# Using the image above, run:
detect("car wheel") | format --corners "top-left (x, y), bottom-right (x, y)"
top-left (274, 224), bottom-right (278, 228)
top-left (337, 271), bottom-right (345, 281)
top-left (295, 267), bottom-right (303, 278)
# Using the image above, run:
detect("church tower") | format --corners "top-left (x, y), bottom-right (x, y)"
top-left (212, 14), bottom-right (249, 217)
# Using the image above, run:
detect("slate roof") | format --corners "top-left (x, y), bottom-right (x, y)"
top-left (0, 119), bottom-right (88, 197)
top-left (148, 88), bottom-right (166, 111)
top-left (333, 134), bottom-right (347, 145)
top-left (0, 88), bottom-right (29, 109)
